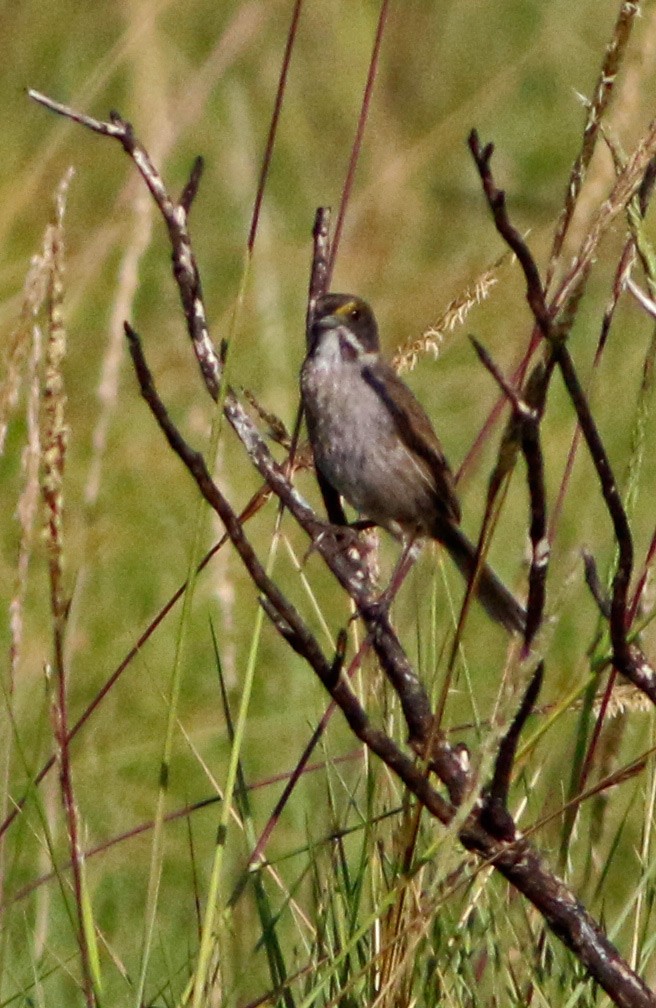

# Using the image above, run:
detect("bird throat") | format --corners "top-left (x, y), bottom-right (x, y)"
top-left (338, 331), bottom-right (359, 362)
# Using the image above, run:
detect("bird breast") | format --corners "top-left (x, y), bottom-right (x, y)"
top-left (301, 352), bottom-right (438, 535)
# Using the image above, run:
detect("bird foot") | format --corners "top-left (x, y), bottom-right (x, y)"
top-left (304, 521), bottom-right (378, 573)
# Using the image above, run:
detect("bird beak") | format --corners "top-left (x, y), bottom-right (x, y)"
top-left (308, 312), bottom-right (339, 352)
top-left (313, 313), bottom-right (339, 332)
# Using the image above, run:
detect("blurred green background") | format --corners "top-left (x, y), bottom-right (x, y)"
top-left (2, 0), bottom-right (656, 1003)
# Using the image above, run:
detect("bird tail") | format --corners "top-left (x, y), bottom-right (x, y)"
top-left (439, 523), bottom-right (526, 635)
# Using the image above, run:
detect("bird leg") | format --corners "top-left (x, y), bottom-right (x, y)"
top-left (360, 533), bottom-right (421, 622)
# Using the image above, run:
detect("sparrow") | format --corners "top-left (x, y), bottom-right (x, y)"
top-left (300, 292), bottom-right (526, 634)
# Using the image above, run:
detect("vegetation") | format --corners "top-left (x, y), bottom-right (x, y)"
top-left (2, 1), bottom-right (656, 1005)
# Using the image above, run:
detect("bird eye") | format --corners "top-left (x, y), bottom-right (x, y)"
top-left (349, 307), bottom-right (361, 322)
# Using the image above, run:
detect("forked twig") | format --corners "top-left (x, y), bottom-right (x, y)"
top-left (469, 128), bottom-right (656, 704)
top-left (28, 90), bottom-right (656, 1008)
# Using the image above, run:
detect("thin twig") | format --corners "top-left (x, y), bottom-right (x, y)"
top-left (127, 321), bottom-right (656, 1006)
top-left (470, 337), bottom-right (547, 650)
top-left (469, 130), bottom-right (656, 703)
top-left (327, 0), bottom-right (390, 281)
top-left (482, 663), bottom-right (544, 840)
top-left (247, 0), bottom-right (304, 252)
top-left (28, 90), bottom-right (222, 399)
top-left (306, 205), bottom-right (331, 334)
top-left (126, 320), bottom-right (455, 814)
top-left (28, 90), bottom-right (447, 765)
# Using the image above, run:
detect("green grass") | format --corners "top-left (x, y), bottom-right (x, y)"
top-left (2, 1), bottom-right (656, 1005)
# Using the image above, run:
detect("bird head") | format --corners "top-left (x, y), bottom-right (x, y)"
top-left (309, 293), bottom-right (380, 363)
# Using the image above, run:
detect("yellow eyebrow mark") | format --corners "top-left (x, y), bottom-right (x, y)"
top-left (334, 300), bottom-right (359, 317)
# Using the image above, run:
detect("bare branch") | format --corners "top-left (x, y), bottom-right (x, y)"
top-left (306, 206), bottom-right (332, 333)
top-left (179, 156), bottom-right (204, 215)
top-left (125, 320), bottom-right (457, 813)
top-left (124, 325), bottom-right (656, 1006)
top-left (30, 88), bottom-right (656, 1008)
top-left (468, 130), bottom-right (550, 338)
top-left (468, 131), bottom-right (648, 702)
top-left (470, 338), bottom-right (548, 649)
top-left (482, 663), bottom-right (544, 839)
top-left (28, 89), bottom-right (222, 400)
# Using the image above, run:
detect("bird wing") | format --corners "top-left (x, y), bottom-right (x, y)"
top-left (317, 468), bottom-right (348, 525)
top-left (361, 361), bottom-right (461, 524)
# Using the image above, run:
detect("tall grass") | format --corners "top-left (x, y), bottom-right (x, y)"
top-left (2, 1), bottom-right (656, 1005)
